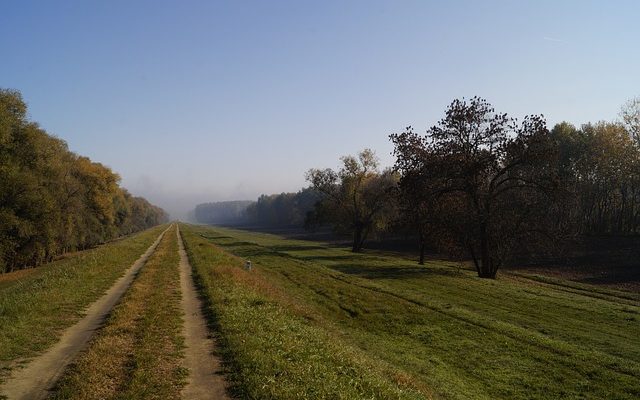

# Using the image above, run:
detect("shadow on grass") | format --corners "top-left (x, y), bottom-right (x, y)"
top-left (269, 245), bottom-right (329, 252)
top-left (198, 234), bottom-right (233, 240)
top-left (579, 267), bottom-right (640, 286)
top-left (201, 234), bottom-right (465, 282)
top-left (329, 264), bottom-right (463, 280)
top-left (217, 241), bottom-right (256, 248)
top-left (242, 246), bottom-right (463, 281)
top-left (298, 254), bottom-right (398, 264)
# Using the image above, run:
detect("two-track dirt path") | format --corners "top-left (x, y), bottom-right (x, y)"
top-left (177, 227), bottom-right (229, 399)
top-left (0, 225), bottom-right (229, 399)
top-left (0, 226), bottom-right (171, 400)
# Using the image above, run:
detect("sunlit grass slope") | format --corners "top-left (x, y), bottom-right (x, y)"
top-left (181, 223), bottom-right (640, 400)
top-left (0, 224), bottom-right (167, 383)
top-left (180, 225), bottom-right (427, 400)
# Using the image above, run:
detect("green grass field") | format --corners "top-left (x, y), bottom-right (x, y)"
top-left (0, 225), bottom-right (167, 383)
top-left (180, 223), bottom-right (640, 400)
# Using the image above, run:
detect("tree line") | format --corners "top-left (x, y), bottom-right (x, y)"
top-left (193, 188), bottom-right (322, 228)
top-left (312, 97), bottom-right (639, 278)
top-left (0, 89), bottom-right (168, 273)
top-left (197, 96), bottom-right (639, 279)
top-left (245, 188), bottom-right (322, 228)
top-left (194, 200), bottom-right (253, 225)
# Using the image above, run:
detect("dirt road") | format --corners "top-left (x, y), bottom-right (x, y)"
top-left (0, 227), bottom-right (170, 400)
top-left (177, 227), bottom-right (229, 399)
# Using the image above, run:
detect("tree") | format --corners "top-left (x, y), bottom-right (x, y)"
top-left (390, 127), bottom-right (441, 264)
top-left (0, 88), bottom-right (168, 272)
top-left (392, 97), bottom-right (557, 278)
top-left (241, 188), bottom-right (323, 228)
top-left (306, 149), bottom-right (397, 252)
top-left (550, 121), bottom-right (640, 235)
top-left (620, 97), bottom-right (640, 146)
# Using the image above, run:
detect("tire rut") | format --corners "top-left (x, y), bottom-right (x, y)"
top-left (177, 226), bottom-right (229, 399)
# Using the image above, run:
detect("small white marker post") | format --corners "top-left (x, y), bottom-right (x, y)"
top-left (245, 260), bottom-right (252, 271)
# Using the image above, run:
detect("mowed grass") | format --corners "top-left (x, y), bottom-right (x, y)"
top-left (180, 225), bottom-right (427, 399)
top-left (181, 223), bottom-right (640, 400)
top-left (0, 225), bottom-right (167, 382)
top-left (51, 225), bottom-right (186, 399)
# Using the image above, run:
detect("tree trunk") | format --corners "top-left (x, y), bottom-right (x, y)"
top-left (360, 226), bottom-right (370, 251)
top-left (477, 226), bottom-right (498, 279)
top-left (478, 259), bottom-right (497, 279)
top-left (352, 226), bottom-right (363, 252)
top-left (468, 242), bottom-right (481, 276)
top-left (418, 230), bottom-right (426, 265)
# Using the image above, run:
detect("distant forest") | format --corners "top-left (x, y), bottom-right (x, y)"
top-left (0, 89), bottom-right (168, 272)
top-left (193, 188), bottom-right (321, 228)
top-left (194, 96), bottom-right (640, 278)
top-left (194, 200), bottom-right (254, 225)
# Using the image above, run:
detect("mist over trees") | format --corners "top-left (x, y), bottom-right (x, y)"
top-left (0, 89), bottom-right (168, 272)
top-left (193, 95), bottom-right (639, 279)
top-left (194, 201), bottom-right (253, 225)
top-left (193, 189), bottom-right (322, 228)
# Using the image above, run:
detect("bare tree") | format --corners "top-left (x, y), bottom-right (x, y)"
top-left (620, 96), bottom-right (640, 146)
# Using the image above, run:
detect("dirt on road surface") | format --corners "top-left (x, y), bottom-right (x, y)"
top-left (0, 227), bottom-right (170, 400)
top-left (177, 227), bottom-right (230, 399)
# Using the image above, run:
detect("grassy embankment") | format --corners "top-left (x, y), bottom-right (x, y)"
top-left (181, 223), bottom-right (640, 400)
top-left (180, 224), bottom-right (426, 399)
top-left (51, 226), bottom-right (185, 399)
top-left (0, 225), bottom-right (167, 382)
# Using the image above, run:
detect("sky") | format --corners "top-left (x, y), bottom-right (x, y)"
top-left (1, 1), bottom-right (639, 218)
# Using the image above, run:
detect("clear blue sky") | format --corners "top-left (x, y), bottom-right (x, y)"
top-left (1, 1), bottom-right (638, 218)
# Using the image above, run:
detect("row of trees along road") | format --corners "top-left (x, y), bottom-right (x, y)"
top-left (0, 89), bottom-right (168, 273)
top-left (307, 96), bottom-right (640, 279)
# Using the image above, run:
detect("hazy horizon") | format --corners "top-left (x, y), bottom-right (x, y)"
top-left (2, 0), bottom-right (639, 218)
